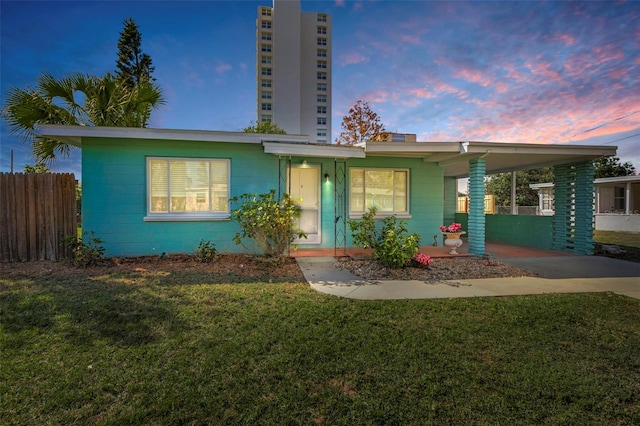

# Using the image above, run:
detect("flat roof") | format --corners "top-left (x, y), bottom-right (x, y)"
top-left (38, 125), bottom-right (617, 177)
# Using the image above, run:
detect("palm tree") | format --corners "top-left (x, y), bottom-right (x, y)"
top-left (1, 70), bottom-right (164, 163)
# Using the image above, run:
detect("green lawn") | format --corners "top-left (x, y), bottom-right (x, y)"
top-left (2, 268), bottom-right (640, 425)
top-left (594, 230), bottom-right (640, 248)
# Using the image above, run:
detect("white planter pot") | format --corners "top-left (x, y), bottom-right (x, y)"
top-left (443, 232), bottom-right (465, 255)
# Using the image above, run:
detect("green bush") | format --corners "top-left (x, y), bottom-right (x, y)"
top-left (194, 239), bottom-right (217, 263)
top-left (63, 231), bottom-right (105, 267)
top-left (348, 207), bottom-right (420, 268)
top-left (230, 189), bottom-right (306, 257)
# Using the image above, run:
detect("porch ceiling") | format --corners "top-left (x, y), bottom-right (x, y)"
top-left (365, 141), bottom-right (617, 177)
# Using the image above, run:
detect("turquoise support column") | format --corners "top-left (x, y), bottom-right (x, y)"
top-left (552, 162), bottom-right (595, 255)
top-left (574, 162), bottom-right (595, 255)
top-left (552, 165), bottom-right (571, 252)
top-left (468, 158), bottom-right (486, 255)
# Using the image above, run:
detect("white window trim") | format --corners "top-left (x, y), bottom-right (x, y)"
top-left (349, 167), bottom-right (411, 218)
top-left (145, 157), bottom-right (231, 221)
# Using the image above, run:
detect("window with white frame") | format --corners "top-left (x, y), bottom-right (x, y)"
top-left (147, 158), bottom-right (229, 218)
top-left (261, 115), bottom-right (272, 122)
top-left (317, 117), bottom-right (327, 125)
top-left (614, 187), bottom-right (625, 210)
top-left (261, 79), bottom-right (272, 88)
top-left (261, 8), bottom-right (272, 16)
top-left (317, 26), bottom-right (327, 34)
top-left (317, 106), bottom-right (327, 114)
top-left (350, 168), bottom-right (409, 215)
top-left (261, 32), bottom-right (272, 41)
top-left (261, 21), bottom-right (271, 29)
top-left (317, 94), bottom-right (327, 103)
top-left (261, 103), bottom-right (272, 111)
top-left (317, 14), bottom-right (327, 22)
top-left (317, 129), bottom-right (327, 137)
top-left (261, 91), bottom-right (272, 100)
top-left (317, 60), bottom-right (327, 69)
top-left (261, 68), bottom-right (271, 76)
top-left (317, 72), bottom-right (327, 80)
top-left (317, 83), bottom-right (327, 92)
top-left (317, 49), bottom-right (327, 57)
top-left (261, 56), bottom-right (272, 65)
top-left (261, 44), bottom-right (271, 53)
top-left (317, 38), bottom-right (327, 46)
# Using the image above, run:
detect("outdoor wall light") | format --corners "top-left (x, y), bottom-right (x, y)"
top-left (324, 173), bottom-right (330, 182)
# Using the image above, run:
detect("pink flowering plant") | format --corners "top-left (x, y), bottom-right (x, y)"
top-left (440, 222), bottom-right (462, 233)
top-left (413, 252), bottom-right (433, 267)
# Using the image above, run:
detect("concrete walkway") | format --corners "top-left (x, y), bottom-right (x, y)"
top-left (296, 256), bottom-right (640, 301)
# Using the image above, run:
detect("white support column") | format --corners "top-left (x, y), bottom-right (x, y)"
top-left (626, 182), bottom-right (631, 214)
top-left (511, 171), bottom-right (517, 215)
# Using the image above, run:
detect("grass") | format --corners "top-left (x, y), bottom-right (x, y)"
top-left (594, 230), bottom-right (640, 248)
top-left (2, 268), bottom-right (640, 425)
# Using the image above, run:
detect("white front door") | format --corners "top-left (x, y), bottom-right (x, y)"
top-left (289, 166), bottom-right (321, 244)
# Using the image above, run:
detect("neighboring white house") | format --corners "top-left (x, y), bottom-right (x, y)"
top-left (531, 175), bottom-right (640, 232)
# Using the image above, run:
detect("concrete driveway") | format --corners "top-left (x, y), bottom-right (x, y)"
top-left (296, 253), bottom-right (640, 301)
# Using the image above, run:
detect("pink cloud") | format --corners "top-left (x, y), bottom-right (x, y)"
top-left (400, 34), bottom-right (420, 45)
top-left (335, 0), bottom-right (345, 7)
top-left (494, 81), bottom-right (509, 93)
top-left (368, 39), bottom-right (399, 56)
top-left (434, 81), bottom-right (469, 99)
top-left (454, 68), bottom-right (492, 87)
top-left (608, 67), bottom-right (629, 79)
top-left (552, 32), bottom-right (576, 46)
top-left (525, 59), bottom-right (564, 83)
top-left (408, 87), bottom-right (436, 99)
top-left (339, 51), bottom-right (369, 66)
top-left (215, 63), bottom-right (232, 74)
top-left (361, 89), bottom-right (391, 103)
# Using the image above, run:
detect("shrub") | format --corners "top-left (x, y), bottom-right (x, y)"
top-left (348, 207), bottom-right (421, 268)
top-left (195, 239), bottom-right (217, 263)
top-left (63, 231), bottom-right (105, 267)
top-left (229, 189), bottom-right (306, 257)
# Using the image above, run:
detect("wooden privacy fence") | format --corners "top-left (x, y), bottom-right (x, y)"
top-left (0, 173), bottom-right (77, 262)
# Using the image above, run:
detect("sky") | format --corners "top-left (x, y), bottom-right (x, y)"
top-left (1, 0), bottom-right (639, 180)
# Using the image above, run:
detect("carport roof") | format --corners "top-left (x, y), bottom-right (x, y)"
top-left (365, 141), bottom-right (617, 177)
top-left (38, 125), bottom-right (616, 177)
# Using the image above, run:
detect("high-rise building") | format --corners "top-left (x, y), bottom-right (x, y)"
top-left (256, 0), bottom-right (331, 143)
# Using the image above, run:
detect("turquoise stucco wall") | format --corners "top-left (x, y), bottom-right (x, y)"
top-left (82, 137), bottom-right (278, 256)
top-left (443, 177), bottom-right (457, 226)
top-left (344, 157), bottom-right (444, 248)
top-left (455, 213), bottom-right (553, 249)
top-left (82, 138), bottom-right (446, 256)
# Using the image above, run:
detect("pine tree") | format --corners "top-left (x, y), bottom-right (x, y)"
top-left (116, 18), bottom-right (155, 87)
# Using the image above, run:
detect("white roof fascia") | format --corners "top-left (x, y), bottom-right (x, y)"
top-left (530, 183), bottom-right (554, 189)
top-left (530, 176), bottom-right (640, 190)
top-left (262, 141), bottom-right (365, 158)
top-left (594, 175), bottom-right (640, 184)
top-left (462, 141), bottom-right (617, 157)
top-left (364, 141), bottom-right (460, 155)
top-left (37, 124), bottom-right (310, 146)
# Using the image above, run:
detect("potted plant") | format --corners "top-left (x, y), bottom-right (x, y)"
top-left (440, 222), bottom-right (465, 254)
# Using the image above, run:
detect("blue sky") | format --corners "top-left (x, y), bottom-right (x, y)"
top-left (1, 0), bottom-right (639, 179)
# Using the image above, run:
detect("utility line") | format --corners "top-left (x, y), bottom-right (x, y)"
top-left (571, 110), bottom-right (639, 138)
top-left (598, 132), bottom-right (640, 145)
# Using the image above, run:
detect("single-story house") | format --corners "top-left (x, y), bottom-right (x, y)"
top-left (38, 124), bottom-right (617, 257)
top-left (531, 175), bottom-right (640, 232)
